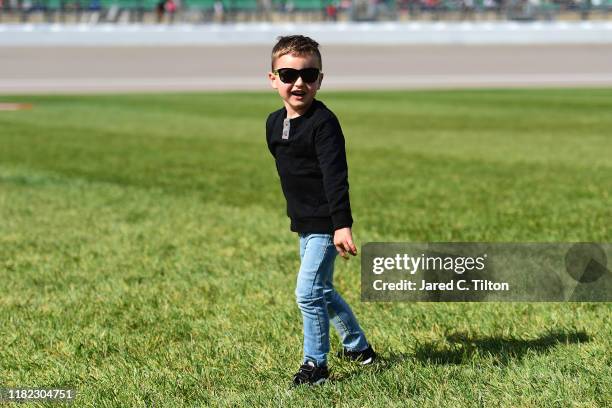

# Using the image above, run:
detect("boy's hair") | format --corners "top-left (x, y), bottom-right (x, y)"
top-left (271, 35), bottom-right (322, 70)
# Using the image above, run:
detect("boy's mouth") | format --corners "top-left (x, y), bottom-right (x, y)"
top-left (291, 90), bottom-right (306, 97)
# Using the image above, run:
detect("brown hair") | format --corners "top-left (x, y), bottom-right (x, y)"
top-left (271, 35), bottom-right (322, 70)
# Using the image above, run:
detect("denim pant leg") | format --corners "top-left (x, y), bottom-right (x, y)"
top-left (296, 233), bottom-right (334, 366)
top-left (297, 233), bottom-right (368, 366)
top-left (323, 272), bottom-right (369, 353)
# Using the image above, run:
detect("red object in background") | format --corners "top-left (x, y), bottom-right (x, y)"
top-left (165, 0), bottom-right (177, 13)
top-left (326, 3), bottom-right (337, 20)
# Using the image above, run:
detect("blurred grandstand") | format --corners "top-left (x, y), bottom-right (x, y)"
top-left (0, 0), bottom-right (610, 23)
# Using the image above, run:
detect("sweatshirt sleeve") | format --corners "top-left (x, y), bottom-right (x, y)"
top-left (314, 115), bottom-right (353, 230)
top-left (265, 113), bottom-right (275, 158)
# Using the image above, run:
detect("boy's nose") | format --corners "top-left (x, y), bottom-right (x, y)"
top-left (294, 76), bottom-right (305, 86)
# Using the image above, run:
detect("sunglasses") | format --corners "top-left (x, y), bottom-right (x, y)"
top-left (273, 67), bottom-right (321, 84)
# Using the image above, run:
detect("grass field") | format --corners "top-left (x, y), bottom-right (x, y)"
top-left (1, 89), bottom-right (611, 407)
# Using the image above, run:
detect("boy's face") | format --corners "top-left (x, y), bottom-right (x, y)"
top-left (268, 52), bottom-right (323, 117)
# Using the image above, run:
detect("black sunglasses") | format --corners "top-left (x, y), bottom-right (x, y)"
top-left (273, 67), bottom-right (321, 84)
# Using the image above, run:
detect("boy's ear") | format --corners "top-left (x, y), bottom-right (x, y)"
top-left (268, 72), bottom-right (278, 89)
top-left (317, 72), bottom-right (324, 90)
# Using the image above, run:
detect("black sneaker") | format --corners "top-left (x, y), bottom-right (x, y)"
top-left (291, 361), bottom-right (329, 386)
top-left (337, 344), bottom-right (377, 365)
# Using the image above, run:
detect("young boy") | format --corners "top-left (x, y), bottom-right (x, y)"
top-left (265, 35), bottom-right (376, 386)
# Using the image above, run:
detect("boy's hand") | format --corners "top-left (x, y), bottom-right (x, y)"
top-left (334, 227), bottom-right (357, 259)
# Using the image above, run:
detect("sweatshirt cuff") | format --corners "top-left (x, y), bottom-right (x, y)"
top-left (332, 211), bottom-right (353, 231)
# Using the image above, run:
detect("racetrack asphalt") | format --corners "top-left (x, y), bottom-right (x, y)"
top-left (1, 44), bottom-right (611, 93)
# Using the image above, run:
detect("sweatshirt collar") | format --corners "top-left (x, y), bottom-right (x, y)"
top-left (284, 99), bottom-right (319, 122)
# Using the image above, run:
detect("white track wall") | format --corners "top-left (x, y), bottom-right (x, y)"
top-left (2, 21), bottom-right (612, 46)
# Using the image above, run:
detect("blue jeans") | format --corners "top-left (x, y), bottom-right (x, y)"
top-left (296, 233), bottom-right (369, 367)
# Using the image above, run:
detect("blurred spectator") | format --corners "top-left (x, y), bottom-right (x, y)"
top-left (462, 0), bottom-right (475, 18)
top-left (326, 1), bottom-right (338, 20)
top-left (213, 0), bottom-right (224, 22)
top-left (260, 0), bottom-right (272, 20)
top-left (156, 0), bottom-right (165, 21)
top-left (165, 0), bottom-right (176, 22)
top-left (155, 0), bottom-right (179, 23)
top-left (20, 0), bottom-right (32, 21)
top-left (580, 0), bottom-right (592, 19)
top-left (397, 0), bottom-right (421, 18)
top-left (285, 0), bottom-right (295, 13)
top-left (89, 0), bottom-right (101, 11)
top-left (423, 0), bottom-right (440, 11)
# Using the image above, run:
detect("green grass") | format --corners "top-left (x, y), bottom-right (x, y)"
top-left (0, 89), bottom-right (611, 407)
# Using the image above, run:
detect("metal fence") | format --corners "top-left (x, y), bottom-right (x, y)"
top-left (0, 0), bottom-right (610, 23)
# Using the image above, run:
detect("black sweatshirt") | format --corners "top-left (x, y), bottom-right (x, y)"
top-left (266, 99), bottom-right (353, 234)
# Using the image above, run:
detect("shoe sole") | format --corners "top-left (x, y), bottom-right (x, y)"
top-left (289, 378), bottom-right (327, 388)
top-left (338, 352), bottom-right (376, 365)
top-left (291, 378), bottom-right (327, 388)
